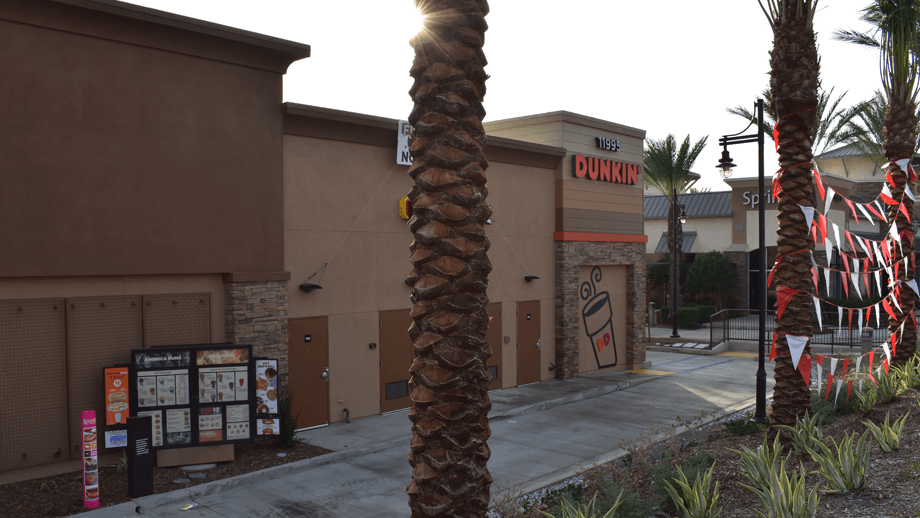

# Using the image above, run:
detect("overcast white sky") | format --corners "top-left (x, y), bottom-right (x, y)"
top-left (127, 0), bottom-right (882, 191)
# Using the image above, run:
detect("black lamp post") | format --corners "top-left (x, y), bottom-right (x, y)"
top-left (717, 99), bottom-right (768, 425)
top-left (671, 189), bottom-right (688, 339)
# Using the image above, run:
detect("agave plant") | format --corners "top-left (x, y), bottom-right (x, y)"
top-left (540, 494), bottom-right (622, 518)
top-left (805, 431), bottom-right (872, 493)
top-left (774, 412), bottom-right (824, 455)
top-left (662, 462), bottom-right (721, 518)
top-left (740, 456), bottom-right (819, 518)
top-left (863, 411), bottom-right (910, 452)
top-left (854, 383), bottom-right (879, 413)
top-left (730, 433), bottom-right (785, 491)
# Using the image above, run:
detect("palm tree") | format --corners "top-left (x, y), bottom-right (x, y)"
top-left (404, 1), bottom-right (493, 516)
top-left (644, 134), bottom-right (708, 317)
top-left (757, 0), bottom-right (820, 428)
top-left (838, 1), bottom-right (920, 365)
top-left (848, 90), bottom-right (892, 171)
top-left (727, 86), bottom-right (860, 156)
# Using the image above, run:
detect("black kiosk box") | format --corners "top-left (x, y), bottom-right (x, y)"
top-left (127, 415), bottom-right (154, 498)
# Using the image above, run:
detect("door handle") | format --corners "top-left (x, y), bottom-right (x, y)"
top-left (536, 339), bottom-right (541, 349)
top-left (322, 367), bottom-right (329, 381)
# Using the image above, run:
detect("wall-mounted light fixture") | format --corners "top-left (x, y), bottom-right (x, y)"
top-left (299, 283), bottom-right (322, 293)
top-left (524, 274), bottom-right (540, 282)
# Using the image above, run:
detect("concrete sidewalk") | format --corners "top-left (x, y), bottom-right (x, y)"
top-left (79, 351), bottom-right (774, 518)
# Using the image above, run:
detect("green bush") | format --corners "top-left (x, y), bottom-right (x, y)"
top-left (646, 452), bottom-right (715, 507)
top-left (661, 307), bottom-right (670, 322)
top-left (676, 307), bottom-right (702, 328)
top-left (863, 411), bottom-right (910, 452)
top-left (805, 431), bottom-right (871, 493)
top-left (599, 482), bottom-right (659, 518)
top-left (662, 462), bottom-right (721, 518)
top-left (276, 390), bottom-right (303, 449)
top-left (724, 417), bottom-right (761, 437)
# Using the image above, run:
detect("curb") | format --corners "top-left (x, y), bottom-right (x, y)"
top-left (74, 376), bottom-right (658, 517)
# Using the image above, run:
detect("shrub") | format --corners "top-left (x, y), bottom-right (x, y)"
top-left (805, 431), bottom-right (871, 494)
top-left (853, 384), bottom-right (878, 413)
top-left (724, 417), bottom-right (761, 437)
top-left (540, 494), bottom-right (622, 518)
top-left (275, 390), bottom-right (303, 448)
top-left (685, 252), bottom-right (738, 310)
top-left (599, 482), bottom-right (659, 518)
top-left (863, 411), bottom-right (910, 452)
top-left (661, 307), bottom-right (670, 323)
top-left (662, 462), bottom-right (721, 518)
top-left (676, 307), bottom-right (702, 328)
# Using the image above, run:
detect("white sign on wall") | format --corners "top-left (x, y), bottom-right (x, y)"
top-left (397, 120), bottom-right (413, 166)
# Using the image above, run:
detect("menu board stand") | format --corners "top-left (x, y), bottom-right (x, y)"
top-left (127, 415), bottom-right (154, 498)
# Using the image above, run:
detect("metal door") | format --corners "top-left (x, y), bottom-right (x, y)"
top-left (288, 317), bottom-right (329, 429)
top-left (487, 303), bottom-right (502, 390)
top-left (379, 309), bottom-right (414, 413)
top-left (516, 301), bottom-right (541, 385)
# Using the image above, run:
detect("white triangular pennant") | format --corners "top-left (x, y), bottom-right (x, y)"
top-left (817, 362), bottom-right (823, 393)
top-left (799, 205), bottom-right (815, 231)
top-left (906, 184), bottom-right (917, 202)
top-left (830, 358), bottom-right (839, 375)
top-left (857, 202), bottom-right (873, 222)
top-left (882, 342), bottom-right (892, 363)
top-left (814, 297), bottom-right (823, 331)
top-left (859, 378), bottom-right (864, 393)
top-left (874, 271), bottom-right (882, 297)
top-left (875, 200), bottom-right (886, 218)
top-left (838, 306), bottom-right (844, 329)
top-left (857, 236), bottom-right (871, 258)
top-left (858, 308), bottom-right (864, 336)
top-left (882, 183), bottom-right (893, 201)
top-left (876, 302), bottom-right (882, 327)
top-left (892, 290), bottom-right (902, 313)
top-left (824, 238), bottom-right (834, 265)
top-left (907, 279), bottom-right (920, 297)
top-left (851, 273), bottom-right (861, 297)
top-left (787, 335), bottom-right (809, 370)
top-left (855, 355), bottom-right (863, 374)
top-left (824, 267), bottom-right (832, 296)
top-left (852, 257), bottom-right (859, 273)
top-left (834, 379), bottom-right (844, 406)
top-left (874, 242), bottom-right (886, 266)
top-left (895, 158), bottom-right (911, 171)
top-left (824, 186), bottom-right (835, 215)
top-left (832, 222), bottom-right (842, 250)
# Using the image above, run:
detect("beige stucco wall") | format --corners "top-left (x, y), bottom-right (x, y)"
top-left (817, 156), bottom-right (883, 180)
top-left (283, 132), bottom-right (557, 421)
top-left (0, 275), bottom-right (226, 342)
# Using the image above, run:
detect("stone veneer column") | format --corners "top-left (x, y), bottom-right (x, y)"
top-left (554, 241), bottom-right (646, 379)
top-left (224, 281), bottom-right (290, 387)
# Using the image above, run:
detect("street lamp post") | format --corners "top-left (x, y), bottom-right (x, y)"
top-left (671, 188), bottom-right (687, 339)
top-left (717, 99), bottom-right (768, 425)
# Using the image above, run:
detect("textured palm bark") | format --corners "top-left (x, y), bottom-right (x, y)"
top-left (405, 1), bottom-right (493, 516)
top-left (666, 203), bottom-right (683, 314)
top-left (883, 97), bottom-right (918, 365)
top-left (768, 6), bottom-right (819, 427)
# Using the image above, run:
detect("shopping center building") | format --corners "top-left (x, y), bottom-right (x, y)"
top-left (644, 144), bottom-right (920, 309)
top-left (1, 0), bottom-right (648, 475)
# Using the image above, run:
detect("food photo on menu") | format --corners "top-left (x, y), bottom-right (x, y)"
top-left (255, 362), bottom-right (279, 414)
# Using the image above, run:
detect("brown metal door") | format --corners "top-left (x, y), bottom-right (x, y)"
top-left (516, 301), bottom-right (541, 385)
top-left (379, 309), bottom-right (414, 413)
top-left (487, 303), bottom-right (502, 390)
top-left (288, 317), bottom-right (329, 429)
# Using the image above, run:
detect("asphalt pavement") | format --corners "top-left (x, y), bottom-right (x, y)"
top-left (78, 350), bottom-right (773, 518)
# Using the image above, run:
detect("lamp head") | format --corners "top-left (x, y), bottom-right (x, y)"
top-left (677, 204), bottom-right (688, 225)
top-left (717, 146), bottom-right (736, 179)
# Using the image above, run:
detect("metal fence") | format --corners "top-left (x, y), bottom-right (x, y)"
top-left (709, 309), bottom-right (888, 354)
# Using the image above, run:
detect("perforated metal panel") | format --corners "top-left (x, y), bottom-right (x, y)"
top-left (0, 299), bottom-right (68, 471)
top-left (143, 293), bottom-right (210, 346)
top-left (65, 296), bottom-right (143, 457)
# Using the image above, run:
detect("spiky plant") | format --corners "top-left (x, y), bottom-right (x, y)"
top-left (405, 1), bottom-right (493, 516)
top-left (643, 135), bottom-right (708, 316)
top-left (757, 0), bottom-right (820, 427)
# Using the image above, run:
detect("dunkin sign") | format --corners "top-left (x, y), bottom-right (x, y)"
top-left (571, 154), bottom-right (639, 185)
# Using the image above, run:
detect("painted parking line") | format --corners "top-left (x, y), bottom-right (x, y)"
top-left (719, 352), bottom-right (758, 358)
top-left (671, 358), bottom-right (734, 374)
top-left (654, 356), bottom-right (703, 368)
top-left (626, 369), bottom-right (674, 376)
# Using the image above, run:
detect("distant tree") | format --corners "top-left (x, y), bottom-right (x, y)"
top-left (685, 252), bottom-right (738, 310)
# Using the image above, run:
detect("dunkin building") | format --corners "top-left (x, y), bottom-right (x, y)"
top-left (0, 0), bottom-right (647, 476)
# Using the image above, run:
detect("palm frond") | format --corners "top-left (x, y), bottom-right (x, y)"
top-left (832, 29), bottom-right (880, 48)
top-left (643, 134), bottom-right (708, 203)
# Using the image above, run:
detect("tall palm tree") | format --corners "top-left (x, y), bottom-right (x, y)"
top-left (848, 90), bottom-right (893, 171)
top-left (838, 1), bottom-right (920, 365)
top-left (757, 0), bottom-right (820, 427)
top-left (644, 134), bottom-right (708, 317)
top-left (727, 86), bottom-right (860, 156)
top-left (404, 1), bottom-right (493, 516)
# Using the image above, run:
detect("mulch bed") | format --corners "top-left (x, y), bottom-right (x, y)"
top-left (0, 439), bottom-right (332, 518)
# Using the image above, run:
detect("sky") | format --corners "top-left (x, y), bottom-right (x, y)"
top-left (126, 0), bottom-right (883, 192)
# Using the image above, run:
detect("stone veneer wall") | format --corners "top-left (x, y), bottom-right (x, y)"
top-left (723, 251), bottom-right (749, 309)
top-left (224, 281), bottom-right (290, 386)
top-left (555, 241), bottom-right (646, 379)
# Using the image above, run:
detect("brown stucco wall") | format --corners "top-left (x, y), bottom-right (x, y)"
top-left (0, 0), bottom-right (308, 278)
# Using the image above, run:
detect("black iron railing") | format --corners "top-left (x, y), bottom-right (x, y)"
top-left (709, 309), bottom-right (888, 354)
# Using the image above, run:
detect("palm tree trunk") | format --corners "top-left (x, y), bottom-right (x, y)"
top-left (405, 1), bottom-right (493, 516)
top-left (666, 201), bottom-right (684, 315)
top-left (768, 4), bottom-right (819, 427)
top-left (883, 97), bottom-right (918, 365)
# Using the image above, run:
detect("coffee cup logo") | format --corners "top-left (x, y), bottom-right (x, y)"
top-left (581, 266), bottom-right (618, 368)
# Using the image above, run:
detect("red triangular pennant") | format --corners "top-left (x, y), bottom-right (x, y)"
top-left (845, 199), bottom-right (859, 223)
top-left (798, 354), bottom-right (812, 387)
top-left (900, 203), bottom-right (911, 222)
top-left (846, 380), bottom-right (854, 404)
top-left (867, 203), bottom-right (885, 220)
top-left (841, 359), bottom-right (850, 379)
top-left (776, 286), bottom-right (797, 322)
top-left (886, 171), bottom-right (896, 188)
top-left (846, 231), bottom-right (857, 254)
top-left (769, 333), bottom-right (778, 362)
top-left (825, 374), bottom-right (834, 401)
top-left (773, 123), bottom-right (780, 151)
top-left (812, 267), bottom-right (819, 292)
top-left (819, 214), bottom-right (828, 243)
top-left (814, 166), bottom-right (824, 196)
top-left (841, 259), bottom-right (851, 298)
top-left (884, 359), bottom-right (889, 374)
top-left (847, 308), bottom-right (854, 333)
top-left (811, 224), bottom-right (819, 245)
top-left (883, 298), bottom-right (897, 321)
top-left (869, 350), bottom-right (875, 371)
top-left (768, 256), bottom-right (783, 287)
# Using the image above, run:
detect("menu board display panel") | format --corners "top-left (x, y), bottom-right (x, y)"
top-left (129, 344), bottom-right (254, 450)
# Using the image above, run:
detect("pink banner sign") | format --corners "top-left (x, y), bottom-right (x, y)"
top-left (81, 410), bottom-right (100, 508)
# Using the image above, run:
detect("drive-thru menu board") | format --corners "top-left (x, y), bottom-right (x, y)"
top-left (129, 345), bottom-right (255, 450)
